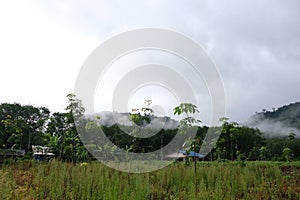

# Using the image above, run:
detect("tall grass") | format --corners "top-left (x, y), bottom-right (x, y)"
top-left (0, 160), bottom-right (299, 199)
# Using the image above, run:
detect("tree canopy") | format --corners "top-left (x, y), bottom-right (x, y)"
top-left (0, 95), bottom-right (299, 162)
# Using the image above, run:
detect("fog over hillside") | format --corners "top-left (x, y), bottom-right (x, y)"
top-left (87, 111), bottom-right (178, 130)
top-left (86, 102), bottom-right (300, 138)
top-left (245, 102), bottom-right (300, 138)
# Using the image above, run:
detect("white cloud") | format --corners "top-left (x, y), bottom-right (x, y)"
top-left (0, 1), bottom-right (98, 111)
top-left (1, 0), bottom-right (299, 123)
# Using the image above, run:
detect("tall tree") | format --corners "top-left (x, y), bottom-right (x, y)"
top-left (46, 93), bottom-right (89, 162)
top-left (0, 103), bottom-right (50, 151)
top-left (173, 103), bottom-right (201, 197)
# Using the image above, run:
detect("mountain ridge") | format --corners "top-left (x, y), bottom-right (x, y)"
top-left (246, 101), bottom-right (300, 137)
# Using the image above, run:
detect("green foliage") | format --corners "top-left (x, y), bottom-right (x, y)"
top-left (0, 96), bottom-right (299, 163)
top-left (173, 103), bottom-right (201, 128)
top-left (288, 130), bottom-right (296, 140)
top-left (282, 147), bottom-right (292, 162)
top-left (0, 103), bottom-right (50, 151)
top-left (0, 161), bottom-right (300, 199)
top-left (99, 124), bottom-right (178, 154)
top-left (129, 99), bottom-right (154, 127)
top-left (173, 103), bottom-right (199, 116)
top-left (46, 93), bottom-right (90, 162)
top-left (215, 119), bottom-right (265, 161)
top-left (259, 146), bottom-right (267, 160)
top-left (65, 93), bottom-right (85, 119)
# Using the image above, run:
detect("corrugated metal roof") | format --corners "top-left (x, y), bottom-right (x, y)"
top-left (166, 150), bottom-right (205, 159)
top-left (179, 150), bottom-right (205, 158)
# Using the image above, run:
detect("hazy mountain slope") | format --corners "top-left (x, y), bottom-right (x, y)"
top-left (246, 102), bottom-right (300, 137)
top-left (87, 111), bottom-right (178, 130)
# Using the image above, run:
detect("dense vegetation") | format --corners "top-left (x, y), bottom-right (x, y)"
top-left (0, 94), bottom-right (299, 162)
top-left (1, 95), bottom-right (300, 199)
top-left (0, 160), bottom-right (299, 199)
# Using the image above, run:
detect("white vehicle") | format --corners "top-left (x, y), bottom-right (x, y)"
top-left (32, 146), bottom-right (54, 161)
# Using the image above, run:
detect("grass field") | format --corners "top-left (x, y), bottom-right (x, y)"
top-left (0, 160), bottom-right (299, 200)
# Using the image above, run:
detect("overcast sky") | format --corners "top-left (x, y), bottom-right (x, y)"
top-left (0, 0), bottom-right (299, 124)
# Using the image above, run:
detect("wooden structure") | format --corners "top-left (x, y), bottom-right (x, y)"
top-left (32, 146), bottom-right (54, 161)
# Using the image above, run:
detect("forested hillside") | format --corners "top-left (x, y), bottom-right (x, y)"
top-left (247, 102), bottom-right (300, 137)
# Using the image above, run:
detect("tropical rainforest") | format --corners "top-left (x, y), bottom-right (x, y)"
top-left (0, 94), bottom-right (299, 162)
